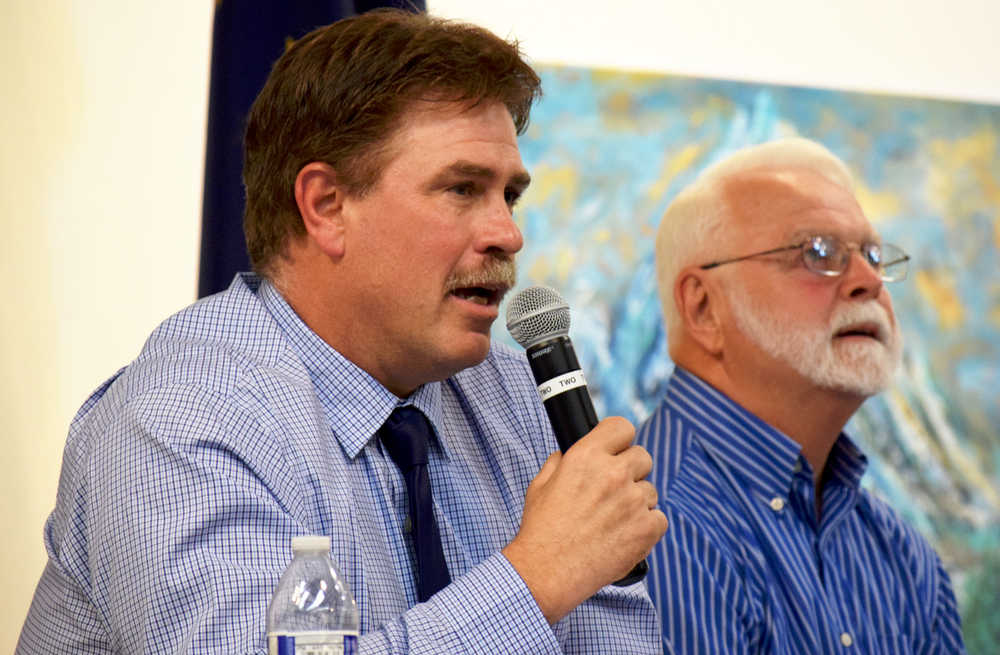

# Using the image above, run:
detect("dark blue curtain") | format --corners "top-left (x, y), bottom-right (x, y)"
top-left (198, 0), bottom-right (426, 298)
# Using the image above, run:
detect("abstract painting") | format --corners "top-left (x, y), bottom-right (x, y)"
top-left (500, 65), bottom-right (1000, 648)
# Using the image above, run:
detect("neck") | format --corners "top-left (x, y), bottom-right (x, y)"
top-left (272, 250), bottom-right (422, 399)
top-left (677, 352), bottom-right (862, 483)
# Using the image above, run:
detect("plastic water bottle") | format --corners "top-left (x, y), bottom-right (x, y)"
top-left (267, 535), bottom-right (359, 655)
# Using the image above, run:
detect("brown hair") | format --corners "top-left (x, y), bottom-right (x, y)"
top-left (243, 9), bottom-right (542, 277)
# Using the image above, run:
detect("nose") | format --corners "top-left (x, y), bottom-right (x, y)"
top-left (477, 196), bottom-right (524, 256)
top-left (840, 249), bottom-right (884, 300)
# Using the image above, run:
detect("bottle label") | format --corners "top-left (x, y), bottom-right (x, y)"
top-left (268, 631), bottom-right (358, 655)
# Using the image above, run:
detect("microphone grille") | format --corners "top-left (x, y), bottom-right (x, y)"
top-left (505, 285), bottom-right (571, 348)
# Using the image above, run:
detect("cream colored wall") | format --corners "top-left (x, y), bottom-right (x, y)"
top-left (4, 0), bottom-right (999, 650)
top-left (2, 2), bottom-right (212, 650)
top-left (432, 0), bottom-right (1000, 104)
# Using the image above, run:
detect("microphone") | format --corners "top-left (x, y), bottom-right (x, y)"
top-left (506, 285), bottom-right (648, 587)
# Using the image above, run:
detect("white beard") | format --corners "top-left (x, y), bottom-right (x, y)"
top-left (727, 286), bottom-right (903, 397)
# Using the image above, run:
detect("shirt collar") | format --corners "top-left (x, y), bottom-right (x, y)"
top-left (824, 431), bottom-right (868, 490)
top-left (666, 367), bottom-right (868, 496)
top-left (666, 367), bottom-right (805, 498)
top-left (257, 280), bottom-right (449, 461)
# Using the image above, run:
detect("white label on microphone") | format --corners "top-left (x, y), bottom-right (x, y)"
top-left (537, 370), bottom-right (588, 401)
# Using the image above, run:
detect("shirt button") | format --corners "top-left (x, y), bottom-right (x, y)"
top-left (840, 632), bottom-right (853, 647)
top-left (769, 497), bottom-right (786, 512)
top-left (403, 515), bottom-right (412, 533)
top-left (792, 460), bottom-right (802, 473)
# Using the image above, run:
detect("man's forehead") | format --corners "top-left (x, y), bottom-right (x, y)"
top-left (386, 98), bottom-right (522, 155)
top-left (722, 167), bottom-right (873, 234)
top-left (722, 167), bottom-right (829, 202)
top-left (394, 97), bottom-right (517, 134)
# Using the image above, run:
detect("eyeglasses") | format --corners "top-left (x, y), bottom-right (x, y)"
top-left (699, 234), bottom-right (910, 282)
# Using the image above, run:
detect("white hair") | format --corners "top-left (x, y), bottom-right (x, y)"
top-left (654, 137), bottom-right (855, 345)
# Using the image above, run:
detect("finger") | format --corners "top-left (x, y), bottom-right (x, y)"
top-left (651, 508), bottom-right (669, 538)
top-left (575, 416), bottom-right (635, 455)
top-left (603, 443), bottom-right (653, 482)
top-left (621, 444), bottom-right (654, 481)
top-left (637, 509), bottom-right (670, 556)
top-left (637, 479), bottom-right (659, 510)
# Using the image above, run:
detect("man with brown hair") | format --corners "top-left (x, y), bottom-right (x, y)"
top-left (18, 10), bottom-right (665, 654)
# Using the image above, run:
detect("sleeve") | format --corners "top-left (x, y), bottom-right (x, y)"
top-left (648, 507), bottom-right (764, 655)
top-left (554, 579), bottom-right (663, 654)
top-left (356, 555), bottom-right (660, 655)
top-left (19, 383), bottom-right (301, 655)
top-left (17, 559), bottom-right (116, 654)
top-left (359, 554), bottom-right (564, 654)
top-left (867, 494), bottom-right (967, 655)
top-left (919, 558), bottom-right (967, 655)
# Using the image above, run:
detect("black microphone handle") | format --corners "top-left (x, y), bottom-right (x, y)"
top-left (526, 336), bottom-right (648, 587)
top-left (543, 386), bottom-right (598, 453)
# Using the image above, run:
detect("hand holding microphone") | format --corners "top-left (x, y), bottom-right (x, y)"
top-left (502, 286), bottom-right (665, 617)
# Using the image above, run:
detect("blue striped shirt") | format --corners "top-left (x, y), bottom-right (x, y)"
top-left (18, 274), bottom-right (660, 654)
top-left (637, 367), bottom-right (966, 654)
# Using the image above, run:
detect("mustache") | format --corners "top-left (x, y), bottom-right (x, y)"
top-left (445, 255), bottom-right (517, 292)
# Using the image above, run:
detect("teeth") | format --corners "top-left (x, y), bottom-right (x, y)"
top-left (453, 288), bottom-right (492, 305)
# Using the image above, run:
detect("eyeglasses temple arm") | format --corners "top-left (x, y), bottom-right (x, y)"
top-left (699, 243), bottom-right (803, 270)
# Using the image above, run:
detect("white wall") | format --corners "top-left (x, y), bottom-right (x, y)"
top-left (431, 0), bottom-right (1000, 105)
top-left (2, 2), bottom-right (212, 649)
top-left (3, 0), bottom-right (998, 649)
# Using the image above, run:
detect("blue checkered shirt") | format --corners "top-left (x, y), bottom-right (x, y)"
top-left (18, 274), bottom-right (660, 654)
top-left (638, 367), bottom-right (966, 654)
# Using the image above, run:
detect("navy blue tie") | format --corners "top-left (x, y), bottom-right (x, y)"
top-left (378, 406), bottom-right (451, 602)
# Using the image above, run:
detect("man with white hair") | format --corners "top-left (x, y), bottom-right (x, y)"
top-left (638, 137), bottom-right (967, 653)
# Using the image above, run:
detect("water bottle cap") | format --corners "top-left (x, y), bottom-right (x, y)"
top-left (291, 535), bottom-right (331, 553)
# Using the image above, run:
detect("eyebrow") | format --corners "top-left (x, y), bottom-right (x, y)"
top-left (442, 160), bottom-right (532, 189)
top-left (787, 230), bottom-right (881, 245)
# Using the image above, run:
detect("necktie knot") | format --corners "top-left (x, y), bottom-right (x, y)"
top-left (379, 406), bottom-right (431, 470)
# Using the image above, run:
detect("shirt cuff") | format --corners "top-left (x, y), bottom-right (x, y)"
top-left (426, 552), bottom-right (560, 654)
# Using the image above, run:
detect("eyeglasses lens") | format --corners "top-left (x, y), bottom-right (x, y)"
top-left (803, 237), bottom-right (844, 275)
top-left (879, 244), bottom-right (908, 282)
top-left (801, 236), bottom-right (909, 281)
top-left (863, 243), bottom-right (883, 268)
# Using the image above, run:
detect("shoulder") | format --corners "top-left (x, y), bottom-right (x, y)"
top-left (854, 486), bottom-right (968, 644)
top-left (639, 396), bottom-right (767, 589)
top-left (136, 274), bottom-right (292, 381)
top-left (112, 275), bottom-right (306, 404)
top-left (856, 488), bottom-right (947, 585)
top-left (65, 276), bottom-right (316, 470)
top-left (639, 397), bottom-right (726, 535)
top-left (640, 398), bottom-right (754, 565)
top-left (51, 278), bottom-right (326, 549)
top-left (637, 397), bottom-right (692, 491)
top-left (648, 498), bottom-right (767, 648)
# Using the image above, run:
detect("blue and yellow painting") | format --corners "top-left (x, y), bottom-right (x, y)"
top-left (501, 65), bottom-right (1000, 648)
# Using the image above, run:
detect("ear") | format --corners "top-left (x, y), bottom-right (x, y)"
top-left (674, 268), bottom-right (725, 356)
top-left (294, 162), bottom-right (347, 259)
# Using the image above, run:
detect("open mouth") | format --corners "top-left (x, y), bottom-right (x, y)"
top-left (450, 285), bottom-right (506, 306)
top-left (834, 322), bottom-right (883, 343)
